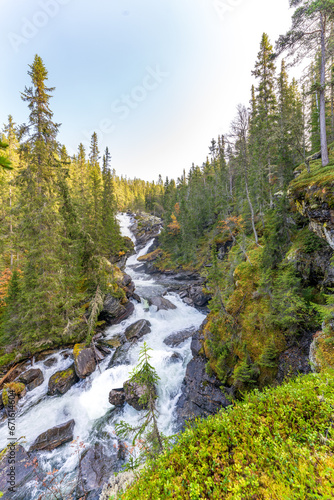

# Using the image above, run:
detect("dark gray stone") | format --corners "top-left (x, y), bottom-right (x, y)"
top-left (99, 296), bottom-right (134, 326)
top-left (109, 388), bottom-right (126, 406)
top-left (48, 365), bottom-right (79, 396)
top-left (0, 444), bottom-right (38, 496)
top-left (76, 443), bottom-right (119, 498)
top-left (29, 419), bottom-right (75, 452)
top-left (107, 342), bottom-right (132, 368)
top-left (43, 356), bottom-right (57, 368)
top-left (123, 380), bottom-right (156, 411)
top-left (166, 352), bottom-right (183, 364)
top-left (148, 296), bottom-right (177, 311)
top-left (124, 319), bottom-right (151, 341)
top-left (73, 345), bottom-right (96, 379)
top-left (176, 357), bottom-right (231, 430)
top-left (18, 368), bottom-right (44, 391)
top-left (164, 327), bottom-right (196, 347)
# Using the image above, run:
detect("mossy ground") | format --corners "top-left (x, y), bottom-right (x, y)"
top-left (117, 370), bottom-right (334, 500)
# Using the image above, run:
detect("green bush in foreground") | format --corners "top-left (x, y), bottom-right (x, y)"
top-left (118, 371), bottom-right (334, 499)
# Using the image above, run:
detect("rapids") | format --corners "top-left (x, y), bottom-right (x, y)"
top-left (0, 213), bottom-right (205, 499)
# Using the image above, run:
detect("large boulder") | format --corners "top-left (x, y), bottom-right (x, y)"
top-left (99, 296), bottom-right (134, 325)
top-left (148, 296), bottom-right (177, 311)
top-left (29, 419), bottom-right (75, 452)
top-left (18, 368), bottom-right (44, 391)
top-left (176, 329), bottom-right (232, 430)
top-left (73, 344), bottom-right (96, 379)
top-left (123, 380), bottom-right (156, 411)
top-left (76, 443), bottom-right (119, 499)
top-left (48, 365), bottom-right (79, 396)
top-left (124, 319), bottom-right (151, 341)
top-left (0, 444), bottom-right (38, 497)
top-left (109, 388), bottom-right (126, 407)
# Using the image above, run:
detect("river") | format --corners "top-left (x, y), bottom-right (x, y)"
top-left (0, 213), bottom-right (205, 499)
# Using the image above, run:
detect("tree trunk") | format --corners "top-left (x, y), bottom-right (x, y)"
top-left (245, 176), bottom-right (259, 246)
top-left (319, 12), bottom-right (329, 167)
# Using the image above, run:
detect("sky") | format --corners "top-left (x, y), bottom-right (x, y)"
top-left (1, 0), bottom-right (294, 182)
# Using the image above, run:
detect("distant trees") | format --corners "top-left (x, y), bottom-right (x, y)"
top-left (276, 0), bottom-right (334, 166)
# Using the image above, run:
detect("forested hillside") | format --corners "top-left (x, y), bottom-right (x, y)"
top-left (0, 55), bottom-right (164, 367)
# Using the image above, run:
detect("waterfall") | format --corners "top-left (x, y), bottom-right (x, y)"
top-left (0, 214), bottom-right (205, 499)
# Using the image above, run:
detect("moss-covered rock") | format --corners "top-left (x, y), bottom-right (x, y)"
top-left (48, 364), bottom-right (79, 396)
top-left (73, 343), bottom-right (96, 379)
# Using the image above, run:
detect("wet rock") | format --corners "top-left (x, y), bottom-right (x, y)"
top-left (0, 391), bottom-right (3, 410)
top-left (176, 327), bottom-right (231, 430)
top-left (123, 380), bottom-right (156, 411)
top-left (132, 293), bottom-right (141, 303)
top-left (73, 344), bottom-right (96, 379)
top-left (103, 334), bottom-right (124, 349)
top-left (99, 296), bottom-right (134, 326)
top-left (124, 319), bottom-right (151, 341)
top-left (108, 341), bottom-right (132, 368)
top-left (166, 352), bottom-right (183, 364)
top-left (109, 388), bottom-right (126, 406)
top-left (48, 364), bottom-right (79, 396)
top-left (176, 356), bottom-right (231, 430)
top-left (18, 368), bottom-right (44, 391)
top-left (76, 443), bottom-right (119, 499)
top-left (0, 444), bottom-right (38, 497)
top-left (148, 296), bottom-right (177, 311)
top-left (43, 356), bottom-right (57, 368)
top-left (164, 327), bottom-right (196, 347)
top-left (29, 419), bottom-right (75, 452)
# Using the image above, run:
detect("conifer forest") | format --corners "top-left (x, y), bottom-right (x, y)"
top-left (1, 1), bottom-right (334, 499)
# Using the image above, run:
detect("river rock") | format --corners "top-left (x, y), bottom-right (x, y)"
top-left (164, 327), bottom-right (196, 347)
top-left (0, 444), bottom-right (37, 497)
top-left (108, 342), bottom-right (132, 368)
top-left (48, 365), bottom-right (79, 396)
top-left (73, 344), bottom-right (96, 379)
top-left (76, 443), bottom-right (119, 499)
top-left (124, 319), bottom-right (151, 341)
top-left (123, 380), bottom-right (156, 411)
top-left (165, 352), bottom-right (183, 364)
top-left (29, 419), bottom-right (75, 452)
top-left (99, 296), bottom-right (134, 325)
top-left (43, 356), bottom-right (57, 368)
top-left (148, 296), bottom-right (177, 311)
top-left (109, 388), bottom-right (126, 406)
top-left (18, 368), bottom-right (44, 391)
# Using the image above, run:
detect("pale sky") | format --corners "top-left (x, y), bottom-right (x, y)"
top-left (1, 0), bottom-right (294, 181)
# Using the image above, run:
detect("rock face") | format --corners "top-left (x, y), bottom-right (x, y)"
top-left (109, 388), bottom-right (126, 406)
top-left (0, 444), bottom-right (37, 497)
top-left (99, 296), bottom-right (134, 325)
top-left (18, 368), bottom-right (44, 391)
top-left (129, 213), bottom-right (162, 250)
top-left (176, 328), bottom-right (232, 430)
top-left (73, 344), bottom-right (96, 379)
top-left (276, 331), bottom-right (313, 383)
top-left (124, 319), bottom-right (151, 341)
top-left (123, 380), bottom-right (155, 411)
top-left (148, 296), bottom-right (177, 311)
top-left (164, 327), bottom-right (196, 347)
top-left (48, 365), bottom-right (79, 396)
top-left (29, 419), bottom-right (75, 452)
top-left (77, 443), bottom-right (119, 499)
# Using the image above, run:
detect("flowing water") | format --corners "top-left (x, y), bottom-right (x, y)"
top-left (0, 214), bottom-right (205, 499)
